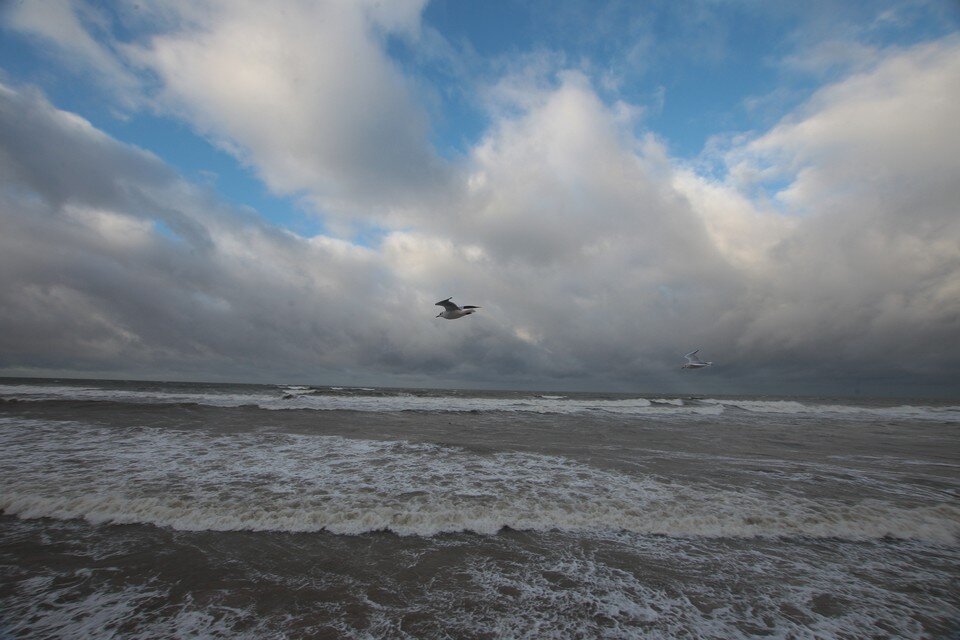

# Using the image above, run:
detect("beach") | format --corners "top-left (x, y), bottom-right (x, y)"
top-left (1, 378), bottom-right (958, 638)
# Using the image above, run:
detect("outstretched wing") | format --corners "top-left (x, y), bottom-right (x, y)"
top-left (435, 297), bottom-right (460, 311)
top-left (683, 349), bottom-right (700, 362)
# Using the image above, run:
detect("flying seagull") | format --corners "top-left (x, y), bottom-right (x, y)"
top-left (681, 349), bottom-right (713, 369)
top-left (435, 297), bottom-right (481, 320)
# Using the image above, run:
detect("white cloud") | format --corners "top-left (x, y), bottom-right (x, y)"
top-left (760, 39), bottom-right (960, 215)
top-left (671, 169), bottom-right (796, 270)
top-left (716, 38), bottom-right (960, 370)
top-left (1, 0), bottom-right (141, 105)
top-left (781, 39), bottom-right (881, 76)
top-left (457, 71), bottom-right (715, 269)
top-left (124, 0), bottom-right (448, 216)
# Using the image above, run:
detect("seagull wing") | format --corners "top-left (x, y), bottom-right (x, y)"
top-left (435, 297), bottom-right (460, 311)
top-left (683, 349), bottom-right (700, 361)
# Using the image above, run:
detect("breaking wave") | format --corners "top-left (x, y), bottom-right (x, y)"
top-left (2, 419), bottom-right (957, 542)
top-left (1, 382), bottom-right (957, 421)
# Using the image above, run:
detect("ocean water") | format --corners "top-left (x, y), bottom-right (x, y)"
top-left (0, 378), bottom-right (958, 639)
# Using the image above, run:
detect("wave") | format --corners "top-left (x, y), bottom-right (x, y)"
top-left (2, 383), bottom-right (958, 421)
top-left (2, 420), bottom-right (957, 543)
top-left (702, 398), bottom-right (960, 421)
top-left (0, 383), bottom-right (720, 416)
top-left (5, 487), bottom-right (954, 543)
top-left (0, 383), bottom-right (277, 408)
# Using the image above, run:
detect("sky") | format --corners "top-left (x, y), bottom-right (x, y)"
top-left (1, 0), bottom-right (959, 397)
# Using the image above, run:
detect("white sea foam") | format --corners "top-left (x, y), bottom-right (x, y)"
top-left (279, 385), bottom-right (312, 393)
top-left (703, 398), bottom-right (960, 421)
top-left (651, 397), bottom-right (685, 406)
top-left (5, 520), bottom-right (954, 640)
top-left (1, 419), bottom-right (957, 542)
top-left (3, 383), bottom-right (957, 421)
top-left (0, 383), bottom-right (277, 408)
top-left (0, 383), bottom-right (722, 416)
top-left (265, 393), bottom-right (670, 415)
top-left (0, 571), bottom-right (273, 640)
top-left (446, 535), bottom-right (958, 640)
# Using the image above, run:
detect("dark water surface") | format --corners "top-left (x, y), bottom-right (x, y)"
top-left (1, 378), bottom-right (958, 638)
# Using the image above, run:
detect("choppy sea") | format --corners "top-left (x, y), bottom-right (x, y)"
top-left (1, 378), bottom-right (958, 638)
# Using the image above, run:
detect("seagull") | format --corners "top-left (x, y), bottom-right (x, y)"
top-left (681, 349), bottom-right (713, 369)
top-left (435, 297), bottom-right (481, 320)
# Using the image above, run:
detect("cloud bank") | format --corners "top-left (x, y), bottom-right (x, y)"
top-left (1, 2), bottom-right (958, 395)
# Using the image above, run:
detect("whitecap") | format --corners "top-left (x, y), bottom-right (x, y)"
top-left (2, 420), bottom-right (957, 543)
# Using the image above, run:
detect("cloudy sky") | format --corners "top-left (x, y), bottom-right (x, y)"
top-left (1, 0), bottom-right (958, 396)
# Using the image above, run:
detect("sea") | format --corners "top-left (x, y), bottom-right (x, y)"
top-left (0, 377), bottom-right (958, 639)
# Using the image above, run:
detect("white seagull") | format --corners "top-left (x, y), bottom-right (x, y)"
top-left (681, 349), bottom-right (713, 369)
top-left (435, 297), bottom-right (481, 320)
